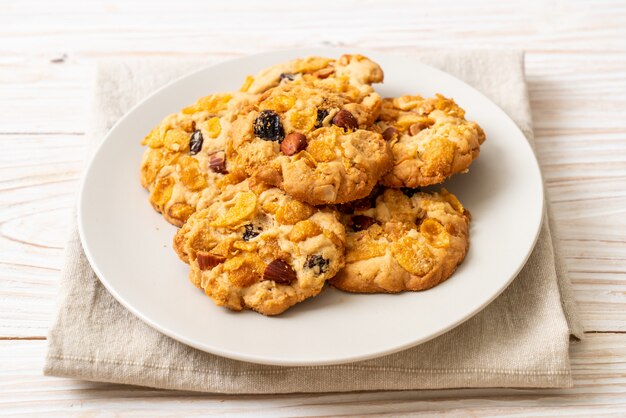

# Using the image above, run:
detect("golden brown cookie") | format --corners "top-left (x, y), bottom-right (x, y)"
top-left (228, 58), bottom-right (392, 205)
top-left (139, 92), bottom-right (256, 226)
top-left (331, 187), bottom-right (470, 293)
top-left (377, 94), bottom-right (486, 188)
top-left (241, 54), bottom-right (384, 96)
top-left (173, 180), bottom-right (346, 315)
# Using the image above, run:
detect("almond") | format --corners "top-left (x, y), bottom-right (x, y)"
top-left (409, 123), bottom-right (422, 136)
top-left (314, 67), bottom-right (335, 79)
top-left (280, 132), bottom-right (308, 156)
top-left (382, 126), bottom-right (397, 141)
top-left (263, 259), bottom-right (297, 285)
top-left (332, 109), bottom-right (358, 131)
top-left (196, 251), bottom-right (225, 270)
top-left (208, 151), bottom-right (227, 174)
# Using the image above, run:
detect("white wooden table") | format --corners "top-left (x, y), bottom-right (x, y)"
top-left (1, 0), bottom-right (625, 415)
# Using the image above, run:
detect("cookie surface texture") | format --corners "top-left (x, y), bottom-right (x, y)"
top-left (331, 188), bottom-right (470, 293)
top-left (140, 92), bottom-right (255, 226)
top-left (377, 94), bottom-right (486, 188)
top-left (230, 55), bottom-right (392, 204)
top-left (174, 180), bottom-right (346, 315)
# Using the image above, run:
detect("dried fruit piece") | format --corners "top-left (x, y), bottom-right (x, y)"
top-left (208, 151), bottom-right (228, 174)
top-left (280, 72), bottom-right (297, 81)
top-left (304, 255), bottom-right (330, 275)
top-left (243, 224), bottom-right (261, 241)
top-left (351, 215), bottom-right (376, 232)
top-left (280, 132), bottom-right (307, 156)
top-left (263, 259), bottom-right (297, 285)
top-left (168, 202), bottom-right (195, 223)
top-left (196, 251), bottom-right (225, 270)
top-left (391, 236), bottom-right (434, 276)
top-left (211, 191), bottom-right (257, 227)
top-left (382, 126), bottom-right (397, 142)
top-left (189, 130), bottom-right (203, 155)
top-left (315, 109), bottom-right (330, 129)
top-left (288, 220), bottom-right (322, 242)
top-left (254, 110), bottom-right (285, 142)
top-left (420, 219), bottom-right (450, 248)
top-left (332, 109), bottom-right (358, 131)
top-left (275, 199), bottom-right (314, 225)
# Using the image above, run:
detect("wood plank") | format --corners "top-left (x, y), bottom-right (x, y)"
top-left (0, 333), bottom-right (625, 416)
top-left (2, 53), bottom-right (625, 134)
top-left (0, 0), bottom-right (625, 414)
top-left (0, 134), bottom-right (83, 336)
top-left (0, 0), bottom-right (624, 135)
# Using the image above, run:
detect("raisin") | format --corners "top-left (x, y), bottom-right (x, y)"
top-left (351, 215), bottom-right (376, 232)
top-left (315, 109), bottom-right (330, 129)
top-left (253, 110), bottom-right (285, 142)
top-left (280, 72), bottom-right (297, 81)
top-left (243, 224), bottom-right (261, 241)
top-left (401, 187), bottom-right (421, 197)
top-left (304, 255), bottom-right (330, 275)
top-left (189, 130), bottom-right (203, 155)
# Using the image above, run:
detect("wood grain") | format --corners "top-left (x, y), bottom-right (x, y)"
top-left (1, 0), bottom-right (625, 414)
top-left (1, 334), bottom-right (626, 416)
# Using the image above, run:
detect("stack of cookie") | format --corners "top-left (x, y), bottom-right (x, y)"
top-left (140, 55), bottom-right (486, 315)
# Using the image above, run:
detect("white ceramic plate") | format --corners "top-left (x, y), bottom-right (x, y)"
top-left (79, 48), bottom-right (544, 366)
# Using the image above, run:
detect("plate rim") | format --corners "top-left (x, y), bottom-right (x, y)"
top-left (78, 47), bottom-right (545, 366)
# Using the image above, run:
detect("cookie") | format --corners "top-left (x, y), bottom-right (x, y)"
top-left (241, 54), bottom-right (384, 96)
top-left (331, 187), bottom-right (470, 293)
top-left (173, 180), bottom-right (346, 315)
top-left (140, 92), bottom-right (255, 226)
top-left (228, 64), bottom-right (393, 205)
top-left (377, 94), bottom-right (486, 188)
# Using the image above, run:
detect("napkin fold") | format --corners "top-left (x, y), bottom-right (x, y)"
top-left (45, 50), bottom-right (583, 393)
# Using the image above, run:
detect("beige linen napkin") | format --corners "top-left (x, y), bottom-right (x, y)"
top-left (45, 50), bottom-right (583, 393)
